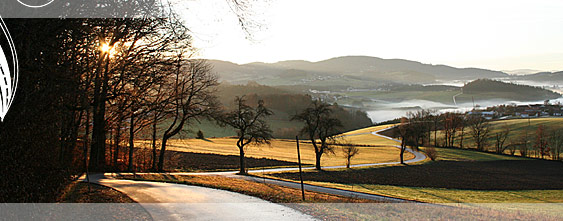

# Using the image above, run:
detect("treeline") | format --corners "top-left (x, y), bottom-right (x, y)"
top-left (463, 79), bottom-right (561, 100)
top-left (394, 110), bottom-right (563, 161)
top-left (0, 15), bottom-right (218, 202)
top-left (0, 17), bottom-right (372, 202)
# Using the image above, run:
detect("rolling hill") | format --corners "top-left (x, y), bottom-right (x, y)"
top-left (514, 71), bottom-right (563, 82)
top-left (208, 56), bottom-right (509, 86)
top-left (462, 79), bottom-right (561, 101)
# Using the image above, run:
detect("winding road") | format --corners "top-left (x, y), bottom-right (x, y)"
top-left (87, 173), bottom-right (315, 221)
top-left (452, 88), bottom-right (463, 105)
top-left (87, 126), bottom-right (427, 220)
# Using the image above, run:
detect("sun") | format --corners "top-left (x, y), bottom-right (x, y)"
top-left (101, 44), bottom-right (112, 53)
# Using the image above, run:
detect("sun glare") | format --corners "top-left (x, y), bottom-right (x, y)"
top-left (101, 44), bottom-right (111, 53)
top-left (100, 44), bottom-right (111, 52)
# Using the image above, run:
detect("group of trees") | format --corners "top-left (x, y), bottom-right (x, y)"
top-left (0, 0), bottom-right (261, 202)
top-left (221, 98), bottom-right (347, 173)
top-left (3, 17), bottom-right (223, 172)
top-left (215, 83), bottom-right (373, 139)
top-left (395, 109), bottom-right (563, 161)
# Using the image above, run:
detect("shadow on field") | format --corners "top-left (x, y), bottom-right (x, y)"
top-left (163, 150), bottom-right (304, 171)
top-left (271, 160), bottom-right (563, 190)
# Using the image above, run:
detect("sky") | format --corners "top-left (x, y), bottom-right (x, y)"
top-left (175, 0), bottom-right (563, 72)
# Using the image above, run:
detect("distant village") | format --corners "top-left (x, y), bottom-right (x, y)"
top-left (469, 100), bottom-right (563, 120)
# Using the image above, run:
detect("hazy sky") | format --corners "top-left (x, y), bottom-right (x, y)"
top-left (177, 0), bottom-right (563, 71)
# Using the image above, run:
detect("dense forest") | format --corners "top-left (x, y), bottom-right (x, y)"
top-left (463, 79), bottom-right (561, 101)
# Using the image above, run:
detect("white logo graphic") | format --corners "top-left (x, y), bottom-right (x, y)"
top-left (0, 16), bottom-right (18, 122)
top-left (17, 0), bottom-right (55, 8)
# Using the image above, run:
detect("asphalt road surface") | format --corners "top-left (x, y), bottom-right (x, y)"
top-left (87, 173), bottom-right (316, 221)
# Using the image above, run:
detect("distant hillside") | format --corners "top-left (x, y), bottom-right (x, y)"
top-left (502, 69), bottom-right (543, 75)
top-left (463, 79), bottom-right (561, 101)
top-left (208, 56), bottom-right (508, 86)
top-left (194, 82), bottom-right (373, 139)
top-left (515, 71), bottom-right (563, 82)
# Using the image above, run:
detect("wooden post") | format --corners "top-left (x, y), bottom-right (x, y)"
top-left (296, 136), bottom-right (305, 201)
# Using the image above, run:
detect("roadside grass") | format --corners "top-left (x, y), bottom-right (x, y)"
top-left (136, 137), bottom-right (413, 168)
top-left (262, 145), bottom-right (563, 204)
top-left (55, 182), bottom-right (152, 220)
top-left (118, 174), bottom-right (375, 203)
top-left (339, 124), bottom-right (393, 136)
top-left (118, 174), bottom-right (561, 220)
top-left (340, 133), bottom-right (401, 146)
top-left (59, 181), bottom-right (137, 203)
top-left (267, 160), bottom-right (563, 191)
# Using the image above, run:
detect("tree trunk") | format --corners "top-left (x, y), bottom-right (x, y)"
top-left (460, 127), bottom-right (465, 149)
top-left (151, 115), bottom-right (158, 171)
top-left (90, 57), bottom-right (110, 171)
top-left (158, 135), bottom-right (170, 172)
top-left (128, 114), bottom-right (135, 171)
top-left (400, 140), bottom-right (406, 164)
top-left (84, 108), bottom-right (90, 179)
top-left (239, 146), bottom-right (246, 174)
top-left (434, 126), bottom-right (438, 147)
top-left (400, 147), bottom-right (405, 164)
top-left (315, 152), bottom-right (322, 170)
top-left (114, 118), bottom-right (122, 169)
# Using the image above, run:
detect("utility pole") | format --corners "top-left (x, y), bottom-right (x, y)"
top-left (296, 136), bottom-right (305, 201)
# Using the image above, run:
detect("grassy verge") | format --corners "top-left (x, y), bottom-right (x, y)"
top-left (117, 174), bottom-right (562, 219)
top-left (261, 144), bottom-right (563, 204)
top-left (118, 174), bottom-right (382, 220)
top-left (118, 174), bottom-right (375, 204)
top-left (59, 181), bottom-right (137, 203)
top-left (54, 182), bottom-right (152, 220)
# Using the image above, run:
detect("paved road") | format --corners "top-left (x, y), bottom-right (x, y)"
top-left (86, 126), bottom-right (427, 219)
top-left (103, 126), bottom-right (426, 204)
top-left (111, 126), bottom-right (425, 177)
top-left (86, 173), bottom-right (316, 221)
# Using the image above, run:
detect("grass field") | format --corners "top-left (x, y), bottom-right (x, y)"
top-left (120, 174), bottom-right (561, 220)
top-left (421, 146), bottom-right (529, 162)
top-left (338, 124), bottom-right (402, 147)
top-left (263, 146), bottom-right (563, 204)
top-left (136, 137), bottom-right (414, 168)
top-left (442, 117), bottom-right (563, 157)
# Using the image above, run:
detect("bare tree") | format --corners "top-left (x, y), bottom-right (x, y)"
top-left (469, 115), bottom-right (491, 151)
top-left (534, 125), bottom-right (549, 159)
top-left (431, 111), bottom-right (442, 147)
top-left (494, 123), bottom-right (511, 154)
top-left (219, 96), bottom-right (273, 174)
top-left (157, 59), bottom-right (219, 171)
top-left (406, 110), bottom-right (431, 151)
top-left (458, 116), bottom-right (467, 149)
top-left (549, 128), bottom-right (563, 160)
top-left (292, 101), bottom-right (342, 170)
top-left (342, 144), bottom-right (360, 168)
top-left (518, 135), bottom-right (529, 157)
top-left (396, 117), bottom-right (411, 164)
top-left (443, 112), bottom-right (464, 147)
